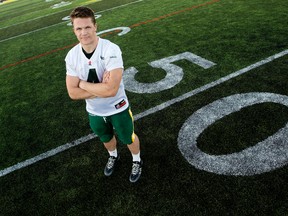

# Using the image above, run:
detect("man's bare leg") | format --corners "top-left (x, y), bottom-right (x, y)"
top-left (104, 136), bottom-right (117, 152)
top-left (127, 134), bottom-right (140, 155)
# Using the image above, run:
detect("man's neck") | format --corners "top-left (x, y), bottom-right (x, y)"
top-left (82, 36), bottom-right (99, 54)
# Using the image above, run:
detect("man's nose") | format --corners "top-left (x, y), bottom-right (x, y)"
top-left (81, 29), bottom-right (88, 35)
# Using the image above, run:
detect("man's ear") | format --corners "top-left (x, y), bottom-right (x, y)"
top-left (71, 20), bottom-right (75, 33)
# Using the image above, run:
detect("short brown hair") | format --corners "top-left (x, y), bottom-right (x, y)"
top-left (70, 6), bottom-right (96, 25)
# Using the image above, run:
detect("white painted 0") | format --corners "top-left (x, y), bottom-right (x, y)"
top-left (178, 93), bottom-right (288, 176)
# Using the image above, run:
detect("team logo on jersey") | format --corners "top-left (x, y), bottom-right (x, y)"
top-left (115, 99), bottom-right (126, 109)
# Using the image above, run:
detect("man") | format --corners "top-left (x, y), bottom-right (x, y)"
top-left (65, 6), bottom-right (142, 183)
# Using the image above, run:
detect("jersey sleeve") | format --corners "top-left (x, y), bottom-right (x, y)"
top-left (104, 43), bottom-right (124, 71)
top-left (65, 51), bottom-right (78, 76)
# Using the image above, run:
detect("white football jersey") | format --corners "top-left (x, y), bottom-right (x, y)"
top-left (65, 37), bottom-right (129, 116)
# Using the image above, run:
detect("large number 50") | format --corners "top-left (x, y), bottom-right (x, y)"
top-left (123, 52), bottom-right (288, 176)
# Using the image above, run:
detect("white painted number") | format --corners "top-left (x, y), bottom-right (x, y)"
top-left (177, 92), bottom-right (288, 176)
top-left (51, 1), bottom-right (71, 9)
top-left (124, 50), bottom-right (288, 175)
top-left (123, 52), bottom-right (216, 93)
top-left (97, 27), bottom-right (131, 36)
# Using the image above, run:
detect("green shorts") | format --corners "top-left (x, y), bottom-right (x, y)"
top-left (88, 108), bottom-right (135, 145)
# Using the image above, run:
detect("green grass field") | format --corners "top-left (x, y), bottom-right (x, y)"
top-left (0, 0), bottom-right (288, 215)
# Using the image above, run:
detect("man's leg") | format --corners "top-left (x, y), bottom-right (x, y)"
top-left (110, 108), bottom-right (143, 182)
top-left (104, 135), bottom-right (117, 152)
top-left (103, 136), bottom-right (119, 176)
top-left (127, 133), bottom-right (140, 155)
top-left (127, 134), bottom-right (143, 183)
top-left (88, 114), bottom-right (119, 176)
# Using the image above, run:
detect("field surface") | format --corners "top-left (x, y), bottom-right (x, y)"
top-left (0, 0), bottom-right (288, 215)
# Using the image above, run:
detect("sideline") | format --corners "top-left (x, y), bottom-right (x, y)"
top-left (0, 49), bottom-right (287, 178)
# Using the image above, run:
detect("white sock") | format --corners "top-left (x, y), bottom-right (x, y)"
top-left (108, 149), bottom-right (117, 158)
top-left (132, 152), bottom-right (141, 162)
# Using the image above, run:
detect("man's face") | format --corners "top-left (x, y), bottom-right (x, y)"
top-left (73, 17), bottom-right (97, 46)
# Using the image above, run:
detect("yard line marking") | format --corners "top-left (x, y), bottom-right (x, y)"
top-left (0, 0), bottom-right (220, 70)
top-left (0, 49), bottom-right (287, 178)
top-left (0, 0), bottom-right (144, 42)
top-left (0, 22), bottom-right (67, 43)
top-left (95, 0), bottom-right (143, 14)
top-left (0, 134), bottom-right (96, 177)
top-left (129, 0), bottom-right (219, 28)
top-left (0, 4), bottom-right (63, 30)
top-left (136, 49), bottom-right (288, 120)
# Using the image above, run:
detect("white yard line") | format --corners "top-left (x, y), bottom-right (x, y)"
top-left (0, 49), bottom-right (287, 178)
top-left (0, 12), bottom-right (63, 30)
top-left (0, 2), bottom-right (49, 30)
top-left (0, 0), bottom-right (144, 43)
top-left (0, 22), bottom-right (67, 43)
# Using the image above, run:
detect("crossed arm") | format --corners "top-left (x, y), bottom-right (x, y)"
top-left (66, 68), bottom-right (123, 100)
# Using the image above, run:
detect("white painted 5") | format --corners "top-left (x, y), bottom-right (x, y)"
top-left (123, 52), bottom-right (216, 93)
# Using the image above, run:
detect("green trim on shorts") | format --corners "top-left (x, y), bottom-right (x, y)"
top-left (88, 108), bottom-right (135, 144)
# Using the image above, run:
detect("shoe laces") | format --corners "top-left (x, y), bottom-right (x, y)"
top-left (107, 157), bottom-right (116, 169)
top-left (131, 162), bottom-right (141, 175)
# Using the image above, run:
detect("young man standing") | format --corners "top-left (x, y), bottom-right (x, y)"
top-left (65, 6), bottom-right (142, 183)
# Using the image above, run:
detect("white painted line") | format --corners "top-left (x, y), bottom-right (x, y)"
top-left (135, 49), bottom-right (288, 120)
top-left (0, 134), bottom-right (96, 177)
top-left (0, 9), bottom-right (66, 30)
top-left (94, 0), bottom-right (143, 14)
top-left (0, 49), bottom-right (287, 177)
top-left (0, 22), bottom-right (67, 43)
top-left (0, 0), bottom-right (144, 43)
